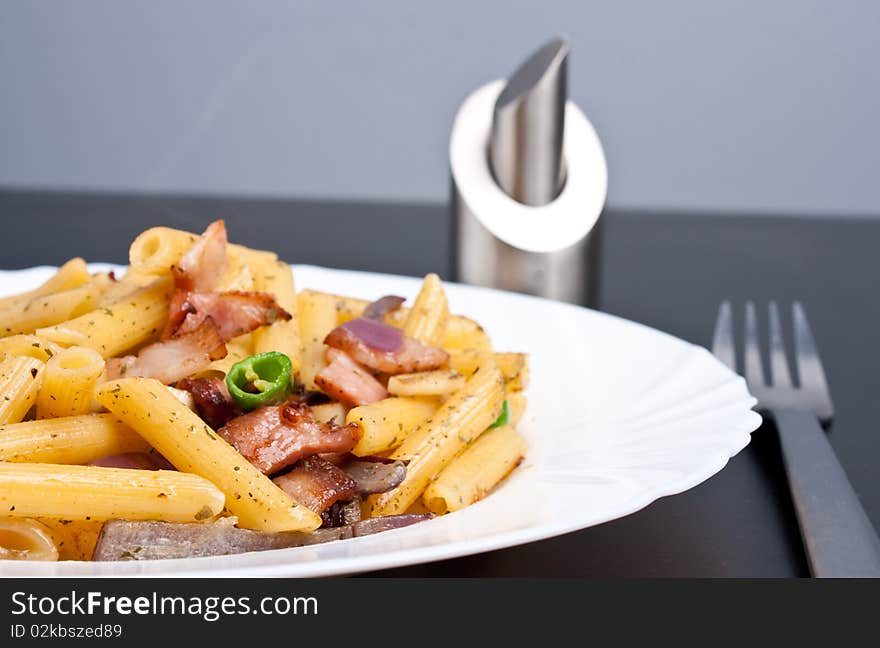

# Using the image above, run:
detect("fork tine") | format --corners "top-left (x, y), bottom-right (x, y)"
top-left (711, 301), bottom-right (736, 371)
top-left (793, 302), bottom-right (835, 423)
top-left (744, 301), bottom-right (766, 387)
top-left (768, 301), bottom-right (792, 388)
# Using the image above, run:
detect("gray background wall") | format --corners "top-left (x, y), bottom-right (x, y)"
top-left (2, 1), bottom-right (878, 216)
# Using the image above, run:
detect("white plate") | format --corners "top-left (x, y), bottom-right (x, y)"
top-left (0, 264), bottom-right (761, 577)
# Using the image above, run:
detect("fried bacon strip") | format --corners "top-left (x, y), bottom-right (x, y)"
top-left (217, 399), bottom-right (361, 475)
top-left (314, 349), bottom-right (388, 407)
top-left (177, 376), bottom-right (241, 429)
top-left (172, 219), bottom-right (228, 292)
top-left (164, 290), bottom-right (290, 341)
top-left (272, 456), bottom-right (357, 515)
top-left (105, 318), bottom-right (227, 385)
top-left (324, 325), bottom-right (448, 375)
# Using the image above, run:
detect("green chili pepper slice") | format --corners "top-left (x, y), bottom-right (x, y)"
top-left (489, 399), bottom-right (509, 429)
top-left (225, 352), bottom-right (292, 411)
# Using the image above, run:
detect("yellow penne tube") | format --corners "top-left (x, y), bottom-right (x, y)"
top-left (97, 269), bottom-right (158, 307)
top-left (494, 352), bottom-right (529, 390)
top-left (507, 391), bottom-right (527, 427)
top-left (0, 258), bottom-right (91, 311)
top-left (296, 289), bottom-right (338, 390)
top-left (216, 258), bottom-right (255, 292)
top-left (387, 369), bottom-right (465, 397)
top-left (0, 278), bottom-right (109, 338)
top-left (128, 227), bottom-right (200, 274)
top-left (422, 424), bottom-right (527, 514)
top-left (251, 257), bottom-right (301, 376)
top-left (440, 316), bottom-right (492, 352)
top-left (36, 346), bottom-right (105, 418)
top-left (311, 401), bottom-right (347, 425)
top-left (364, 358), bottom-right (504, 516)
top-left (0, 355), bottom-right (45, 425)
top-left (403, 273), bottom-right (449, 347)
top-left (0, 518), bottom-right (59, 561)
top-left (0, 463), bottom-right (225, 523)
top-left (36, 518), bottom-right (104, 561)
top-left (37, 277), bottom-right (172, 358)
top-left (346, 397), bottom-right (438, 456)
top-left (95, 378), bottom-right (320, 532)
top-left (450, 350), bottom-right (527, 385)
top-left (0, 335), bottom-right (61, 362)
top-left (0, 413), bottom-right (150, 464)
top-left (129, 226), bottom-right (277, 276)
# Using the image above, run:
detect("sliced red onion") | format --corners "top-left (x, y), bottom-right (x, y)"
top-left (363, 295), bottom-right (406, 321)
top-left (340, 317), bottom-right (403, 353)
top-left (351, 514), bottom-right (433, 536)
top-left (93, 514), bottom-right (432, 560)
top-left (343, 459), bottom-right (407, 495)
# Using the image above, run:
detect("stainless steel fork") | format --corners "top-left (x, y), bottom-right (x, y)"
top-left (713, 301), bottom-right (880, 577)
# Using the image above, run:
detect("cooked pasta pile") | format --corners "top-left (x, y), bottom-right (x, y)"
top-left (0, 221), bottom-right (528, 562)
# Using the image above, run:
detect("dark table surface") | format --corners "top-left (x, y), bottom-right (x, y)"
top-left (2, 188), bottom-right (878, 577)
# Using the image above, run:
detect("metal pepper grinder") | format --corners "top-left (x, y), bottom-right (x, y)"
top-left (450, 37), bottom-right (607, 305)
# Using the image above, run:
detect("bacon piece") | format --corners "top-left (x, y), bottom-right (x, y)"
top-left (314, 349), bottom-right (388, 407)
top-left (164, 290), bottom-right (290, 341)
top-left (324, 325), bottom-right (449, 375)
top-left (172, 220), bottom-right (228, 292)
top-left (106, 319), bottom-right (227, 385)
top-left (217, 399), bottom-right (361, 475)
top-left (272, 456), bottom-right (357, 515)
top-left (177, 376), bottom-right (241, 429)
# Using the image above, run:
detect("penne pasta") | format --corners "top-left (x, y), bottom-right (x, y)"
top-left (98, 269), bottom-right (158, 307)
top-left (440, 316), bottom-right (492, 352)
top-left (387, 369), bottom-right (465, 397)
top-left (364, 358), bottom-right (504, 516)
top-left (0, 258), bottom-right (91, 311)
top-left (422, 424), bottom-right (527, 514)
top-left (251, 257), bottom-right (301, 377)
top-left (346, 397), bottom-right (439, 456)
top-left (507, 391), bottom-right (528, 427)
top-left (0, 413), bottom-right (150, 464)
top-left (403, 273), bottom-right (449, 347)
top-left (0, 518), bottom-right (59, 561)
top-left (310, 401), bottom-right (348, 425)
top-left (95, 378), bottom-right (321, 532)
top-left (0, 355), bottom-right (45, 425)
top-left (216, 258), bottom-right (255, 292)
top-left (129, 226), bottom-right (277, 276)
top-left (36, 346), bottom-right (105, 418)
top-left (0, 463), bottom-right (226, 524)
top-left (0, 276), bottom-right (111, 338)
top-left (0, 219), bottom-right (530, 561)
top-left (450, 350), bottom-right (528, 386)
top-left (36, 518), bottom-right (104, 561)
top-left (128, 227), bottom-right (200, 275)
top-left (0, 335), bottom-right (61, 362)
top-left (494, 352), bottom-right (529, 391)
top-left (37, 277), bottom-right (172, 358)
top-left (297, 289), bottom-right (339, 390)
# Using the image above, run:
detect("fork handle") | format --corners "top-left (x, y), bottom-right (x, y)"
top-left (775, 408), bottom-right (880, 577)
